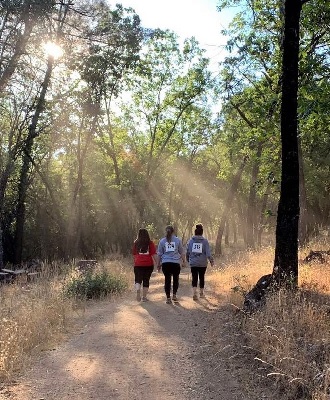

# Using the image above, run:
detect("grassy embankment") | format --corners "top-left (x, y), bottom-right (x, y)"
top-left (211, 238), bottom-right (330, 400)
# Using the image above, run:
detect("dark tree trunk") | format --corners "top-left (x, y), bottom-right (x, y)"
top-left (244, 0), bottom-right (305, 310)
top-left (0, 161), bottom-right (16, 268)
top-left (13, 59), bottom-right (54, 264)
top-left (13, 1), bottom-right (70, 264)
top-left (273, 0), bottom-right (302, 286)
top-left (0, 3), bottom-right (33, 92)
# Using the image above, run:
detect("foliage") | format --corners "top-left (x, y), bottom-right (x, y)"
top-left (0, 0), bottom-right (329, 263)
top-left (63, 269), bottom-right (128, 299)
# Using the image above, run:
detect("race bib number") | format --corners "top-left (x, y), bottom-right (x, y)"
top-left (165, 242), bottom-right (175, 252)
top-left (138, 249), bottom-right (149, 255)
top-left (192, 243), bottom-right (203, 253)
top-left (138, 246), bottom-right (149, 255)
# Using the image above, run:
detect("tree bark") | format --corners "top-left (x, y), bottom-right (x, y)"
top-left (273, 0), bottom-right (302, 286)
top-left (13, 58), bottom-right (54, 264)
top-left (0, 3), bottom-right (33, 92)
top-left (13, 1), bottom-right (71, 264)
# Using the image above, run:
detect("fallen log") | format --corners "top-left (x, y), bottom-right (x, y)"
top-left (243, 273), bottom-right (275, 312)
top-left (303, 250), bottom-right (330, 264)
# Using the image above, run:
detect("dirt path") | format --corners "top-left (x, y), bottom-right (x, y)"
top-left (3, 270), bottom-right (272, 400)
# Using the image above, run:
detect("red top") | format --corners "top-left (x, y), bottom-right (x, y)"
top-left (133, 240), bottom-right (157, 267)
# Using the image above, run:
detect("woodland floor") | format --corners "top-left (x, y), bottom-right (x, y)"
top-left (1, 269), bottom-right (276, 400)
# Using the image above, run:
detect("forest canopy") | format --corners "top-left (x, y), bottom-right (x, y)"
top-left (0, 0), bottom-right (329, 266)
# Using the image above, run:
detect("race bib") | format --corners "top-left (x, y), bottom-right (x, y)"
top-left (138, 249), bottom-right (149, 255)
top-left (192, 242), bottom-right (203, 253)
top-left (138, 246), bottom-right (149, 255)
top-left (165, 242), bottom-right (175, 252)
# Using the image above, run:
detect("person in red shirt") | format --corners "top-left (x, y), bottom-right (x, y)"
top-left (133, 228), bottom-right (158, 302)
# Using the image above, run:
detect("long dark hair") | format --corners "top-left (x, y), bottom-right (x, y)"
top-left (165, 225), bottom-right (174, 242)
top-left (134, 228), bottom-right (150, 253)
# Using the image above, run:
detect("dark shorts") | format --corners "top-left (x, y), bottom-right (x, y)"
top-left (134, 266), bottom-right (154, 287)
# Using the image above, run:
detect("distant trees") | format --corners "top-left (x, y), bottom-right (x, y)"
top-left (216, 0), bottom-right (329, 261)
top-left (0, 0), bottom-right (328, 265)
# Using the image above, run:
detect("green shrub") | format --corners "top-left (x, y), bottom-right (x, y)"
top-left (63, 270), bottom-right (128, 299)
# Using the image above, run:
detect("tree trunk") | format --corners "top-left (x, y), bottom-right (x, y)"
top-left (13, 2), bottom-right (71, 263)
top-left (298, 135), bottom-right (309, 247)
top-left (0, 161), bottom-right (16, 268)
top-left (273, 0), bottom-right (302, 286)
top-left (236, 196), bottom-right (247, 246)
top-left (233, 216), bottom-right (238, 244)
top-left (215, 157), bottom-right (247, 255)
top-left (13, 57), bottom-right (54, 264)
top-left (0, 3), bottom-right (34, 92)
top-left (225, 219), bottom-right (230, 245)
top-left (246, 143), bottom-right (263, 249)
top-left (256, 183), bottom-right (271, 248)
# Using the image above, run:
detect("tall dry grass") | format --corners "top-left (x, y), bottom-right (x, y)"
top-left (211, 241), bottom-right (330, 400)
top-left (0, 265), bottom-right (71, 380)
top-left (0, 259), bottom-right (131, 382)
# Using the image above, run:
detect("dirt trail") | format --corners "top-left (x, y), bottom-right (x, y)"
top-left (3, 270), bottom-right (272, 400)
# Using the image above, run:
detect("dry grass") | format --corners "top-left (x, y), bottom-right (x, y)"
top-left (0, 269), bottom-right (70, 380)
top-left (0, 259), bottom-right (131, 382)
top-left (211, 240), bottom-right (330, 400)
top-left (2, 244), bottom-right (330, 400)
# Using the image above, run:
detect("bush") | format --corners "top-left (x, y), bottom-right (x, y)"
top-left (63, 270), bottom-right (128, 299)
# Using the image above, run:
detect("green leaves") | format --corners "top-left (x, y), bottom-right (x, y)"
top-left (63, 269), bottom-right (128, 299)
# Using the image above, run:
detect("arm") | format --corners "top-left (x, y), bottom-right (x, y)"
top-left (186, 240), bottom-right (190, 263)
top-left (156, 240), bottom-right (163, 270)
top-left (150, 242), bottom-right (159, 268)
top-left (152, 254), bottom-right (159, 267)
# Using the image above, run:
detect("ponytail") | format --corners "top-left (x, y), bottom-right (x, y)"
top-left (165, 225), bottom-right (174, 242)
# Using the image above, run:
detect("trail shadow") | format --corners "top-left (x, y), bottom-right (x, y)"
top-left (7, 268), bottom-right (271, 400)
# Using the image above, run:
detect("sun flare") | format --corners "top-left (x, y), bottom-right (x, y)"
top-left (43, 41), bottom-right (63, 59)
